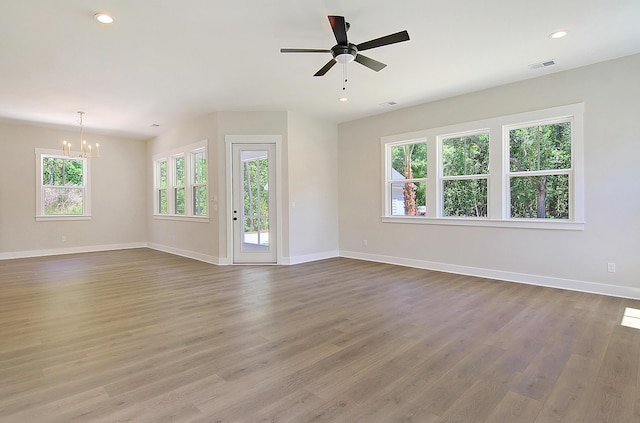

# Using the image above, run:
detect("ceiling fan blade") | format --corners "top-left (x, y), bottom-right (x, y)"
top-left (328, 15), bottom-right (348, 45)
top-left (357, 30), bottom-right (410, 51)
top-left (314, 59), bottom-right (337, 77)
top-left (280, 48), bottom-right (332, 53)
top-left (354, 54), bottom-right (387, 72)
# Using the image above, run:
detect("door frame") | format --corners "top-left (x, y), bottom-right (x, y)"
top-left (225, 135), bottom-right (283, 264)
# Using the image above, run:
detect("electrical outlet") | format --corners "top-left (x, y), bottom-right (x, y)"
top-left (61, 235), bottom-right (67, 242)
top-left (363, 239), bottom-right (368, 246)
top-left (607, 263), bottom-right (616, 273)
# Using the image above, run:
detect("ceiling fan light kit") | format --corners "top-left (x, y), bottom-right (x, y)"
top-left (280, 15), bottom-right (410, 77)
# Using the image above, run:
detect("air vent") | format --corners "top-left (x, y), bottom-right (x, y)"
top-left (529, 60), bottom-right (556, 70)
top-left (379, 101), bottom-right (398, 107)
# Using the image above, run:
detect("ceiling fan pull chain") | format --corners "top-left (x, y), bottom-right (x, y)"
top-left (343, 62), bottom-right (348, 91)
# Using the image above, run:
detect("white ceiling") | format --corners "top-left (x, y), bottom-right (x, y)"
top-left (1, 0), bottom-right (639, 139)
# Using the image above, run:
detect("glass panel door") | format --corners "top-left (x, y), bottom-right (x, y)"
top-left (232, 144), bottom-right (276, 263)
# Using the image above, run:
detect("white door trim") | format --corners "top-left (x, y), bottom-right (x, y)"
top-left (225, 135), bottom-right (283, 264)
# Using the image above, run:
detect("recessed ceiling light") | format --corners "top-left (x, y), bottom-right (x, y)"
top-left (339, 97), bottom-right (348, 102)
top-left (94, 13), bottom-right (114, 24)
top-left (550, 30), bottom-right (568, 39)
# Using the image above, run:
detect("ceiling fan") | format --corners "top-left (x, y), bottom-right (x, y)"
top-left (280, 15), bottom-right (410, 77)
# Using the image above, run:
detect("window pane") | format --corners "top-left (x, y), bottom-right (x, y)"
top-left (242, 217), bottom-right (270, 247)
top-left (43, 187), bottom-right (83, 215)
top-left (509, 122), bottom-right (571, 172)
top-left (243, 157), bottom-right (269, 220)
top-left (258, 218), bottom-right (270, 246)
top-left (159, 161), bottom-right (167, 188)
top-left (193, 151), bottom-right (206, 184)
top-left (43, 157), bottom-right (83, 186)
top-left (391, 182), bottom-right (426, 216)
top-left (175, 156), bottom-right (185, 186)
top-left (510, 174), bottom-right (569, 219)
top-left (391, 143), bottom-right (426, 179)
top-left (443, 179), bottom-right (488, 217)
top-left (442, 133), bottom-right (489, 176)
top-left (175, 187), bottom-right (185, 214)
top-left (193, 186), bottom-right (207, 216)
top-left (159, 189), bottom-right (167, 214)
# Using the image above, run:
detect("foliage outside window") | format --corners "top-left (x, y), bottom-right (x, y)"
top-left (389, 142), bottom-right (427, 216)
top-left (381, 103), bottom-right (584, 229)
top-left (157, 160), bottom-right (168, 214)
top-left (441, 132), bottom-right (489, 217)
top-left (36, 150), bottom-right (90, 220)
top-left (242, 154), bottom-right (269, 241)
top-left (153, 141), bottom-right (208, 219)
top-left (192, 149), bottom-right (207, 216)
top-left (508, 121), bottom-right (571, 219)
top-left (173, 155), bottom-right (185, 215)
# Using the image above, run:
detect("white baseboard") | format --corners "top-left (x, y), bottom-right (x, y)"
top-left (0, 242), bottom-right (147, 261)
top-left (147, 243), bottom-right (220, 265)
top-left (340, 250), bottom-right (640, 300)
top-left (281, 250), bottom-right (340, 265)
top-left (5, 243), bottom-right (635, 300)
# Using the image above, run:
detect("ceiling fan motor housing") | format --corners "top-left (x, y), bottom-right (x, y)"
top-left (332, 44), bottom-right (358, 63)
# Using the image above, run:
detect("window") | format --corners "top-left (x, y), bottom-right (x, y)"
top-left (157, 159), bottom-right (168, 214)
top-left (173, 155), bottom-right (185, 215)
top-left (387, 141), bottom-right (427, 216)
top-left (36, 149), bottom-right (90, 220)
top-left (153, 140), bottom-right (208, 219)
top-left (508, 121), bottom-right (571, 219)
top-left (192, 149), bottom-right (207, 216)
top-left (441, 132), bottom-right (489, 217)
top-left (381, 103), bottom-right (584, 230)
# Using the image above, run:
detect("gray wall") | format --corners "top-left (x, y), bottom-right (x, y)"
top-left (287, 112), bottom-right (339, 262)
top-left (2, 54), bottom-right (638, 298)
top-left (146, 110), bottom-right (340, 264)
top-left (0, 122), bottom-right (148, 257)
top-left (338, 54), bottom-right (640, 297)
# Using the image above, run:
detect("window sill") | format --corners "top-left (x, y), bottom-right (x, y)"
top-left (153, 215), bottom-right (210, 223)
top-left (381, 216), bottom-right (584, 231)
top-left (36, 215), bottom-right (91, 222)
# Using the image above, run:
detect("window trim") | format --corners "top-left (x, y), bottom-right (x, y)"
top-left (156, 158), bottom-right (168, 215)
top-left (503, 116), bottom-right (577, 222)
top-left (172, 154), bottom-right (186, 215)
top-left (35, 148), bottom-right (91, 221)
top-left (385, 139), bottom-right (428, 217)
top-left (190, 147), bottom-right (208, 217)
top-left (152, 140), bottom-right (209, 221)
top-left (438, 129), bottom-right (491, 218)
top-left (381, 103), bottom-right (585, 230)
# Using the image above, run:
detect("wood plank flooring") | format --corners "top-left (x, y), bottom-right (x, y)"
top-left (1, 248), bottom-right (639, 422)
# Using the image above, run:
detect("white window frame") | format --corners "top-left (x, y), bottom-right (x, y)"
top-left (35, 148), bottom-right (91, 221)
top-left (172, 154), bottom-right (186, 215)
top-left (438, 129), bottom-right (490, 218)
top-left (155, 158), bottom-right (168, 215)
top-left (190, 147), bottom-right (208, 217)
top-left (504, 116), bottom-right (575, 221)
top-left (152, 140), bottom-right (208, 221)
top-left (384, 139), bottom-right (428, 217)
top-left (381, 103), bottom-right (584, 230)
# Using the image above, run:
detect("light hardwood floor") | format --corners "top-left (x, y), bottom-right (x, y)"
top-left (1, 248), bottom-right (639, 422)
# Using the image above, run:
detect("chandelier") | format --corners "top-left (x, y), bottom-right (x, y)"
top-left (62, 111), bottom-right (100, 158)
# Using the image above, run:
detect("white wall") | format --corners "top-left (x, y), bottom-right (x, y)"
top-left (0, 121), bottom-right (148, 257)
top-left (286, 112), bottom-right (339, 263)
top-left (338, 54), bottom-right (640, 298)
